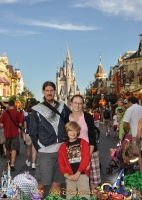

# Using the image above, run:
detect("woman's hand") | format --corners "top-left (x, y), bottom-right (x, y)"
top-left (86, 163), bottom-right (90, 170)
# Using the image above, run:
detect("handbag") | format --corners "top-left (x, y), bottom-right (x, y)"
top-left (132, 137), bottom-right (141, 155)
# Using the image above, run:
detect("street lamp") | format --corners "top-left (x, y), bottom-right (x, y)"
top-left (110, 83), bottom-right (115, 88)
top-left (125, 83), bottom-right (130, 91)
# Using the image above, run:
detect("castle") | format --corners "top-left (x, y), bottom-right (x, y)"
top-left (56, 45), bottom-right (80, 107)
top-left (0, 163), bottom-right (21, 199)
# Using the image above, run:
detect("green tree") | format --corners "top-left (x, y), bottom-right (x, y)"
top-left (23, 86), bottom-right (34, 98)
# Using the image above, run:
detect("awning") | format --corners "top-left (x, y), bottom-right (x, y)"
top-left (3, 77), bottom-right (10, 85)
top-left (0, 77), bottom-right (6, 84)
top-left (126, 70), bottom-right (134, 79)
top-left (0, 77), bottom-right (10, 85)
top-left (137, 67), bottom-right (142, 76)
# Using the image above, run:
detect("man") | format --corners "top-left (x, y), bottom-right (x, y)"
top-left (123, 96), bottom-right (142, 172)
top-left (136, 118), bottom-right (142, 172)
top-left (29, 81), bottom-right (71, 195)
top-left (0, 100), bottom-right (23, 171)
top-left (103, 106), bottom-right (111, 136)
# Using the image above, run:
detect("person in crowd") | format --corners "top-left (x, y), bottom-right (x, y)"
top-left (123, 96), bottom-right (142, 172)
top-left (103, 106), bottom-right (112, 136)
top-left (119, 99), bottom-right (131, 139)
top-left (93, 109), bottom-right (100, 128)
top-left (58, 121), bottom-right (90, 199)
top-left (136, 118), bottom-right (142, 172)
top-left (0, 127), bottom-right (6, 157)
top-left (115, 99), bottom-right (125, 123)
top-left (64, 94), bottom-right (101, 197)
top-left (23, 106), bottom-right (36, 170)
top-left (29, 81), bottom-right (71, 195)
top-left (0, 100), bottom-right (23, 171)
top-left (112, 113), bottom-right (118, 138)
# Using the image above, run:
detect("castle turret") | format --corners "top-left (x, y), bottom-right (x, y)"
top-left (63, 60), bottom-right (66, 76)
top-left (94, 55), bottom-right (106, 80)
top-left (71, 60), bottom-right (75, 83)
top-left (73, 77), bottom-right (76, 94)
top-left (66, 44), bottom-right (71, 94)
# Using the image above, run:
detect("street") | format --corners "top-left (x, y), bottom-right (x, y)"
top-left (0, 124), bottom-right (119, 197)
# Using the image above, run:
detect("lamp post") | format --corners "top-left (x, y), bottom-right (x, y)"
top-left (125, 83), bottom-right (130, 91)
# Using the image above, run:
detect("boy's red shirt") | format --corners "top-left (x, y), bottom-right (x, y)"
top-left (58, 138), bottom-right (90, 176)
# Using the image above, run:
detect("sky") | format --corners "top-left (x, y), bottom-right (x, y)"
top-left (0, 0), bottom-right (142, 101)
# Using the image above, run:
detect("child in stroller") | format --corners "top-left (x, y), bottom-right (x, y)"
top-left (106, 134), bottom-right (138, 174)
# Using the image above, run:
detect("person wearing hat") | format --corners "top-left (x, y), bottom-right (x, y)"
top-left (119, 99), bottom-right (131, 139)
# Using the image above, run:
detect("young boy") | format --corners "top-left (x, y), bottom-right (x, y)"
top-left (58, 121), bottom-right (90, 199)
top-left (115, 99), bottom-right (125, 122)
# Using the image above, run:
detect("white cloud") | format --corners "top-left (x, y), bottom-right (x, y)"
top-left (7, 14), bottom-right (102, 31)
top-left (0, 0), bottom-right (18, 3)
top-left (72, 0), bottom-right (142, 20)
top-left (0, 28), bottom-right (40, 36)
top-left (10, 30), bottom-right (40, 36)
top-left (0, 0), bottom-right (49, 4)
top-left (0, 28), bottom-right (9, 33)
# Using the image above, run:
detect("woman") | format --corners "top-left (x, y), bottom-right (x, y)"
top-left (24, 106), bottom-right (36, 170)
top-left (64, 94), bottom-right (101, 196)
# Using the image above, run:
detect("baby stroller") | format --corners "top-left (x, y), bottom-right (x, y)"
top-left (106, 134), bottom-right (138, 174)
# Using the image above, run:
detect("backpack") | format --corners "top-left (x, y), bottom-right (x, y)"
top-left (103, 110), bottom-right (110, 119)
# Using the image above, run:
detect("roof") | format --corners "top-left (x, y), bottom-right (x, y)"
top-left (124, 42), bottom-right (142, 60)
top-left (96, 64), bottom-right (105, 73)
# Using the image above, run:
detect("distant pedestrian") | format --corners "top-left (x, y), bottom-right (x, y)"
top-left (58, 121), bottom-right (90, 199)
top-left (112, 114), bottom-right (118, 138)
top-left (23, 106), bottom-right (37, 170)
top-left (103, 106), bottom-right (111, 136)
top-left (93, 110), bottom-right (100, 128)
top-left (0, 100), bottom-right (23, 171)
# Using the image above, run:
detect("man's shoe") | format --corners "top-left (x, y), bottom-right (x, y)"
top-left (10, 166), bottom-right (15, 171)
top-left (26, 160), bottom-right (31, 167)
top-left (32, 163), bottom-right (36, 170)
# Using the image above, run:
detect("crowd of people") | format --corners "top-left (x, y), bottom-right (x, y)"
top-left (0, 80), bottom-right (142, 199)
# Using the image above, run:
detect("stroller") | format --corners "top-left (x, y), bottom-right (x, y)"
top-left (106, 134), bottom-right (138, 174)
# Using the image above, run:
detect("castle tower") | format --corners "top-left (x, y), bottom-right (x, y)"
top-left (66, 43), bottom-right (71, 94)
top-left (94, 54), bottom-right (106, 80)
top-left (56, 44), bottom-right (81, 107)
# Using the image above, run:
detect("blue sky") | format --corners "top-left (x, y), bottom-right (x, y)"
top-left (0, 0), bottom-right (142, 101)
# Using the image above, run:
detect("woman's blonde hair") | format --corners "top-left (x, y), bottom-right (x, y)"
top-left (65, 121), bottom-right (81, 138)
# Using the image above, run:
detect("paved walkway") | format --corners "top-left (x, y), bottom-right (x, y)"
top-left (0, 124), bottom-right (119, 197)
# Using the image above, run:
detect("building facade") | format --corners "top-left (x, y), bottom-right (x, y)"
top-left (109, 34), bottom-right (142, 104)
top-left (0, 56), bottom-right (24, 103)
top-left (56, 45), bottom-right (80, 107)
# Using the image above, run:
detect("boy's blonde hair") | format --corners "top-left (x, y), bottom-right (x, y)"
top-left (65, 121), bottom-right (81, 138)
